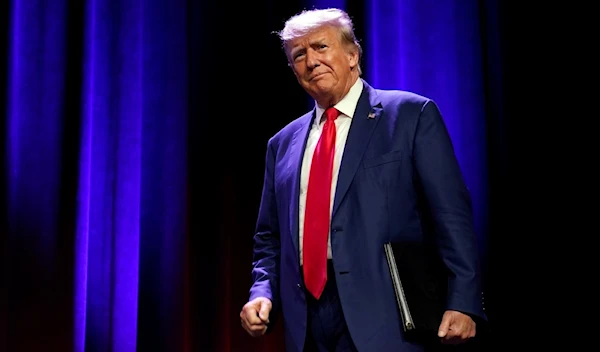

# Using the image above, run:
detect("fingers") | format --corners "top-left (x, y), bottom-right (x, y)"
top-left (438, 310), bottom-right (476, 345)
top-left (258, 303), bottom-right (270, 324)
top-left (240, 298), bottom-right (272, 337)
top-left (240, 306), bottom-right (267, 337)
top-left (240, 317), bottom-right (267, 337)
top-left (242, 305), bottom-right (263, 325)
top-left (440, 326), bottom-right (475, 345)
top-left (437, 316), bottom-right (450, 338)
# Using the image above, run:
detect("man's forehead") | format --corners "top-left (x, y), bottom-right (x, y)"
top-left (289, 28), bottom-right (335, 48)
top-left (292, 36), bottom-right (326, 48)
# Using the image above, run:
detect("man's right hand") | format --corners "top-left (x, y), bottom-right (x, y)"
top-left (240, 297), bottom-right (272, 337)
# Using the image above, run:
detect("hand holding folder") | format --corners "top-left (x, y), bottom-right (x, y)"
top-left (384, 241), bottom-right (448, 337)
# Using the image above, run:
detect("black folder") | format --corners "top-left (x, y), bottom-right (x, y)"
top-left (384, 241), bottom-right (448, 337)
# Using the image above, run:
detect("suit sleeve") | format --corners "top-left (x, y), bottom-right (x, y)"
top-left (249, 137), bottom-right (281, 316)
top-left (412, 99), bottom-right (486, 322)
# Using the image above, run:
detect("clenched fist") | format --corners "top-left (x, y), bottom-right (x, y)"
top-left (240, 297), bottom-right (272, 337)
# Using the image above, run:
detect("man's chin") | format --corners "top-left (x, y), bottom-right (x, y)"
top-left (309, 82), bottom-right (335, 95)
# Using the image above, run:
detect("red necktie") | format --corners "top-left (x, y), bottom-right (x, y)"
top-left (303, 107), bottom-right (340, 300)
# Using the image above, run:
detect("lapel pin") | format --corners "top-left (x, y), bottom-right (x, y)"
top-left (367, 112), bottom-right (376, 119)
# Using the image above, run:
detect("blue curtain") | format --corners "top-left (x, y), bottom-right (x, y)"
top-left (5, 0), bottom-right (188, 350)
top-left (2, 0), bottom-right (505, 350)
top-left (364, 0), bottom-right (490, 260)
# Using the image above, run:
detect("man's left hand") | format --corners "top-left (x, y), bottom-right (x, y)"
top-left (437, 310), bottom-right (476, 344)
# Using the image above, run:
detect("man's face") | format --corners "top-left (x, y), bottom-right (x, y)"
top-left (287, 26), bottom-right (359, 107)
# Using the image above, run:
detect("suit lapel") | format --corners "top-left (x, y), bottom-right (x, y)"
top-left (289, 110), bottom-right (315, 256)
top-left (332, 82), bottom-right (383, 218)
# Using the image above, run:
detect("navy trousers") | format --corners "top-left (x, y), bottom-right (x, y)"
top-left (303, 261), bottom-right (358, 352)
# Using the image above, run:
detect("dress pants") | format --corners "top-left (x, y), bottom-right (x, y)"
top-left (303, 260), bottom-right (358, 352)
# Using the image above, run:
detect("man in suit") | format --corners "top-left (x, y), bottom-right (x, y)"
top-left (240, 7), bottom-right (486, 352)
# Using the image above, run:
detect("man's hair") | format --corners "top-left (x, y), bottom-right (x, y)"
top-left (277, 8), bottom-right (362, 75)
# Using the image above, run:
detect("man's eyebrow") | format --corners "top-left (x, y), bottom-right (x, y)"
top-left (290, 47), bottom-right (304, 57)
top-left (291, 38), bottom-right (329, 56)
top-left (309, 37), bottom-right (328, 45)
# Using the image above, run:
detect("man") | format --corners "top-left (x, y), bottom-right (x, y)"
top-left (240, 7), bottom-right (486, 352)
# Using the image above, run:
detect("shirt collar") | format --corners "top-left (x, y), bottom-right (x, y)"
top-left (314, 78), bottom-right (364, 125)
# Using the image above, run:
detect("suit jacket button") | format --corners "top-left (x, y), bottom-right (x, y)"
top-left (297, 283), bottom-right (301, 288)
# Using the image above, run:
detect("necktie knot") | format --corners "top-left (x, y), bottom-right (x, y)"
top-left (324, 107), bottom-right (340, 122)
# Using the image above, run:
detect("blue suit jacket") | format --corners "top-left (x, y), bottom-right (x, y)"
top-left (249, 80), bottom-right (486, 351)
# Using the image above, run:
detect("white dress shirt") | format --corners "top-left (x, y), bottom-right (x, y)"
top-left (299, 78), bottom-right (364, 265)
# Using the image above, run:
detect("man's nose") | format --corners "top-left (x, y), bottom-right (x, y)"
top-left (306, 51), bottom-right (320, 69)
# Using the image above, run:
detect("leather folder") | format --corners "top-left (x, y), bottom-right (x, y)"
top-left (384, 241), bottom-right (448, 337)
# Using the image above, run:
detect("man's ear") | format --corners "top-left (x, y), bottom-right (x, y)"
top-left (348, 49), bottom-right (359, 70)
